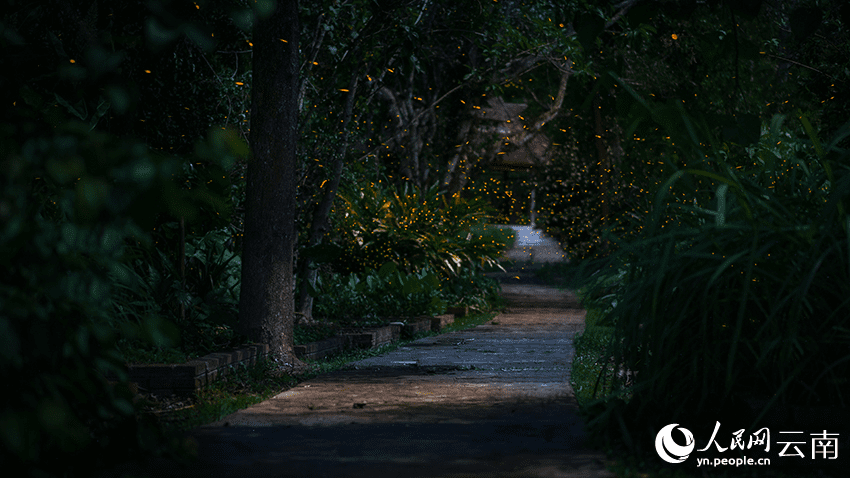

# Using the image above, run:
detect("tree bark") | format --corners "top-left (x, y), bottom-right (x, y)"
top-left (238, 0), bottom-right (301, 367)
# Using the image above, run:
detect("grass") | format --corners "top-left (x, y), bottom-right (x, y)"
top-left (141, 359), bottom-right (299, 431)
top-left (148, 311), bottom-right (499, 431)
top-left (570, 306), bottom-right (844, 478)
top-left (569, 306), bottom-right (617, 408)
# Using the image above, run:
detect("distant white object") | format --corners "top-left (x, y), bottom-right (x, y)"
top-left (501, 225), bottom-right (566, 263)
top-left (510, 225), bottom-right (545, 246)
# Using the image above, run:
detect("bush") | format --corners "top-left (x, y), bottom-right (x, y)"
top-left (0, 122), bottom-right (192, 476)
top-left (312, 262), bottom-right (447, 324)
top-left (318, 179), bottom-right (512, 324)
top-left (331, 178), bottom-right (511, 276)
top-left (294, 322), bottom-right (340, 345)
top-left (1, 2), bottom-right (252, 474)
top-left (114, 226), bottom-right (245, 361)
top-left (580, 109), bottom-right (850, 456)
top-left (440, 267), bottom-right (503, 313)
top-left (311, 262), bottom-right (504, 324)
top-left (532, 112), bottom-right (659, 261)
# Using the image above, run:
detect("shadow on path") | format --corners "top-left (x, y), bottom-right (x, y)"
top-left (171, 397), bottom-right (607, 478)
top-left (102, 255), bottom-right (615, 478)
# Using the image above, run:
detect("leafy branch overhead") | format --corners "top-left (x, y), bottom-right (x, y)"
top-left (297, 0), bottom-right (643, 192)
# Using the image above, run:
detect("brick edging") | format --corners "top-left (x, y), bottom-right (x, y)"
top-left (114, 343), bottom-right (269, 396)
top-left (119, 314), bottom-right (457, 395)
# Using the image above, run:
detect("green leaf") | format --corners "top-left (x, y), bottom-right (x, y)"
top-left (715, 183), bottom-right (728, 227)
top-left (184, 24), bottom-right (215, 52)
top-left (19, 85), bottom-right (44, 108)
top-left (145, 17), bottom-right (180, 48)
top-left (54, 93), bottom-right (87, 120)
top-left (230, 8), bottom-right (255, 31)
top-left (105, 86), bottom-right (131, 115)
top-left (378, 261), bottom-right (398, 278)
top-left (825, 119), bottom-right (850, 153)
top-left (74, 175), bottom-right (110, 221)
top-left (140, 316), bottom-right (180, 349)
top-left (401, 277), bottom-right (417, 296)
top-left (799, 111), bottom-right (825, 158)
top-left (252, 0), bottom-right (277, 20)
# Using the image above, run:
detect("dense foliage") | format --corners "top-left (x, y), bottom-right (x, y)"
top-left (4, 0), bottom-right (850, 474)
top-left (330, 176), bottom-right (511, 276)
top-left (1, 0), bottom-right (253, 474)
top-left (531, 0), bottom-right (849, 261)
top-left (578, 99), bottom-right (850, 467)
top-left (311, 263), bottom-right (447, 323)
top-left (310, 175), bottom-right (512, 324)
top-left (0, 121), bottom-right (191, 474)
top-left (310, 260), bottom-right (505, 325)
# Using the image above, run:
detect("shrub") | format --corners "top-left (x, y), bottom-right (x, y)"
top-left (532, 112), bottom-right (660, 262)
top-left (319, 178), bottom-right (512, 325)
top-left (331, 178), bottom-right (511, 277)
top-left (312, 262), bottom-right (447, 324)
top-left (580, 107), bottom-right (850, 455)
top-left (2, 2), bottom-right (251, 474)
top-left (441, 267), bottom-right (503, 313)
top-left (0, 122), bottom-right (192, 476)
top-left (114, 226), bottom-right (244, 361)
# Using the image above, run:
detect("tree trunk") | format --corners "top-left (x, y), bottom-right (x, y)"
top-left (238, 0), bottom-right (301, 367)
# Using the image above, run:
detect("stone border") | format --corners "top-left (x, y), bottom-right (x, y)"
top-left (293, 336), bottom-right (349, 361)
top-left (446, 306), bottom-right (468, 317)
top-left (341, 324), bottom-right (400, 349)
top-left (399, 317), bottom-right (432, 339)
top-left (294, 315), bottom-right (454, 359)
top-left (431, 314), bottom-right (455, 332)
top-left (121, 314), bottom-right (458, 395)
top-left (121, 344), bottom-right (269, 396)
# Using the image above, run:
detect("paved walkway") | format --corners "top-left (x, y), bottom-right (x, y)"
top-left (106, 232), bottom-right (615, 477)
top-left (502, 225), bottom-right (567, 263)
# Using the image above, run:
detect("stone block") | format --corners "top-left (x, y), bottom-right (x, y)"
top-left (342, 325), bottom-right (397, 348)
top-left (294, 336), bottom-right (347, 360)
top-left (401, 318), bottom-right (431, 339)
top-left (120, 344), bottom-right (269, 395)
top-left (431, 314), bottom-right (455, 332)
top-left (446, 306), bottom-right (469, 317)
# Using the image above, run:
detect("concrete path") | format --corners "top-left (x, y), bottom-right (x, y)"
top-left (169, 295), bottom-right (611, 477)
top-left (107, 285), bottom-right (613, 477)
top-left (104, 233), bottom-right (615, 477)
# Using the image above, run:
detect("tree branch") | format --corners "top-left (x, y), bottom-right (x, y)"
top-left (607, 0), bottom-right (641, 29)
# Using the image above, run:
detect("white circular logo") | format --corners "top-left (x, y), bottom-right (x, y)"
top-left (655, 423), bottom-right (695, 464)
